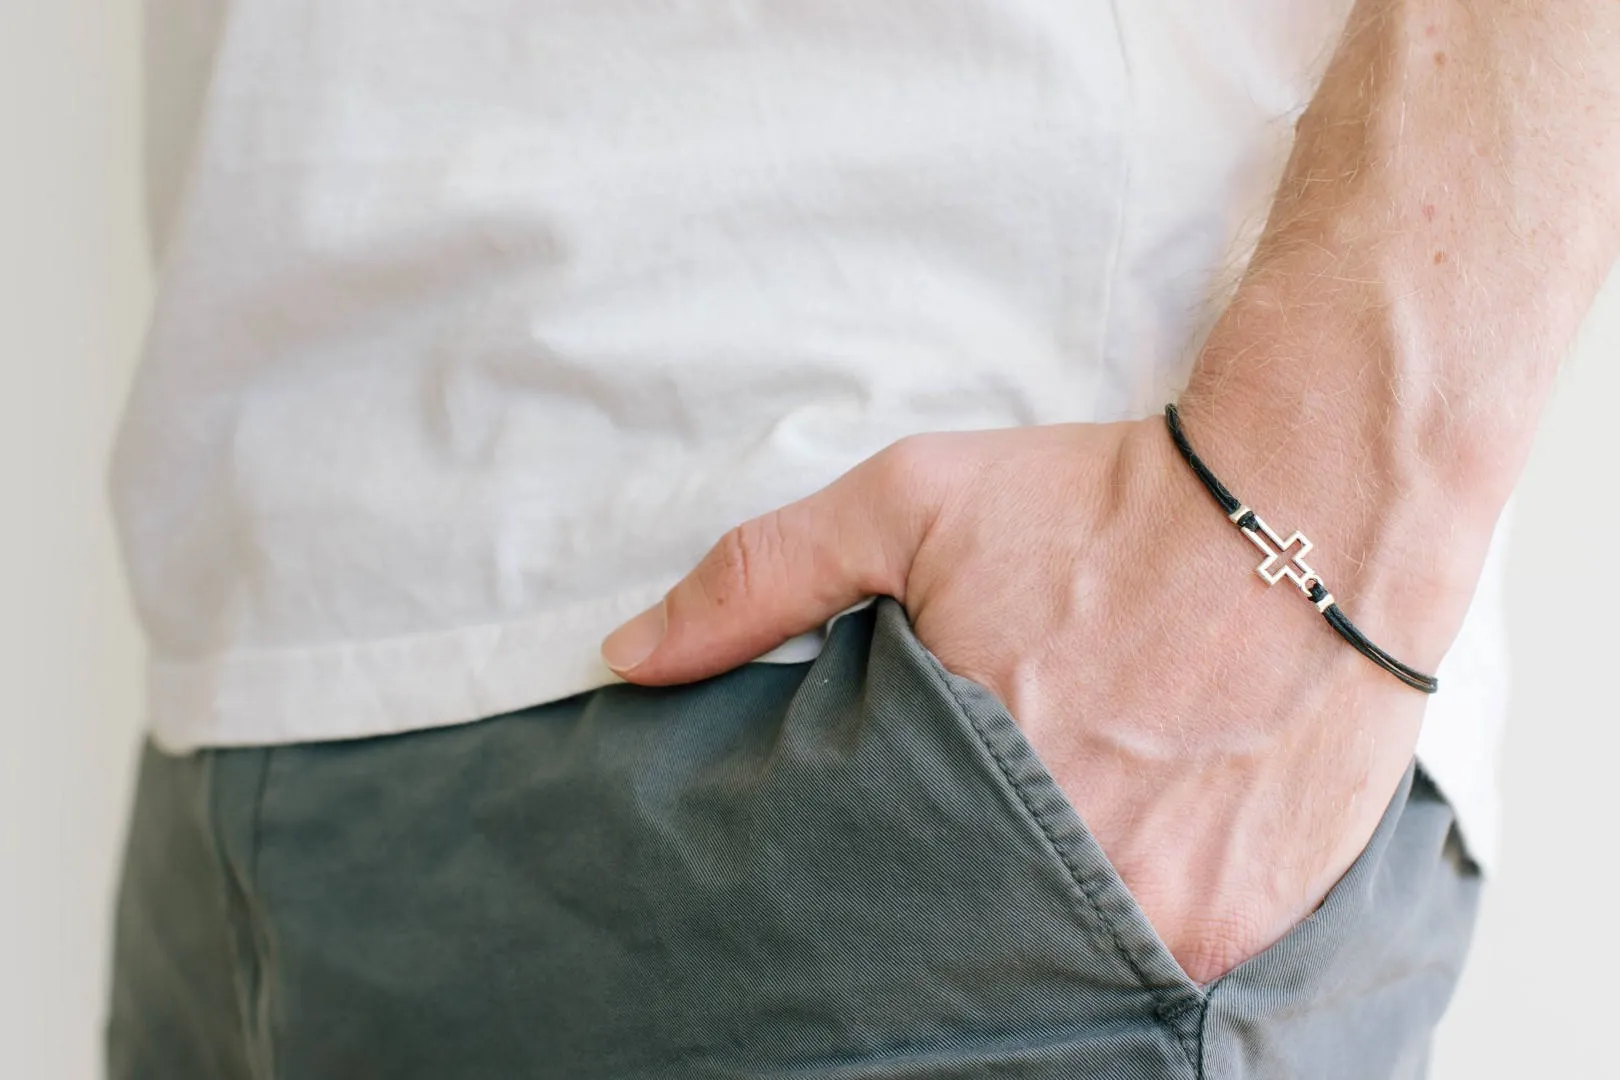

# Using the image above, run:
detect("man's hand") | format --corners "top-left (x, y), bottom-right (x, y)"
top-left (602, 0), bottom-right (1620, 984)
top-left (602, 416), bottom-right (1432, 983)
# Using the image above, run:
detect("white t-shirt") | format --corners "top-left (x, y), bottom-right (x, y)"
top-left (118, 0), bottom-right (1508, 865)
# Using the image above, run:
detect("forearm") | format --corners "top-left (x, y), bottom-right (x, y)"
top-left (1179, 0), bottom-right (1620, 664)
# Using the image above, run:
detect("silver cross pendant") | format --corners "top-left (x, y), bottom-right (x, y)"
top-left (1227, 505), bottom-right (1331, 609)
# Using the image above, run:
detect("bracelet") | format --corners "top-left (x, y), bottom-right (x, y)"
top-left (1163, 403), bottom-right (1438, 694)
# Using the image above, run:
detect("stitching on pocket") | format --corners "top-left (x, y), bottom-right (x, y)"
top-left (906, 634), bottom-right (1206, 1052)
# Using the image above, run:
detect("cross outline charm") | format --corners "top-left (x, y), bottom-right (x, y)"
top-left (1230, 507), bottom-right (1320, 595)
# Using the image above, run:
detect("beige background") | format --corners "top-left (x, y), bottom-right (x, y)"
top-left (2, 3), bottom-right (1614, 1077)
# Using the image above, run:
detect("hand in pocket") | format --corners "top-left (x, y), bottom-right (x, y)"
top-left (601, 415), bottom-right (1474, 982)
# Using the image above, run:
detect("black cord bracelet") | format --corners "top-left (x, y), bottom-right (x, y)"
top-left (1163, 403), bottom-right (1438, 694)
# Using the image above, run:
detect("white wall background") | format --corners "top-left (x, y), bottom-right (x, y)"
top-left (1, 4), bottom-right (151, 1080)
top-left (1428, 276), bottom-right (1620, 1074)
top-left (0, 3), bottom-right (1614, 1077)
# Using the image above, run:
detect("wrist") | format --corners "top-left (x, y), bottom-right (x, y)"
top-left (1175, 292), bottom-right (1498, 670)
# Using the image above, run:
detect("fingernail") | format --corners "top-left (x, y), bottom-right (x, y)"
top-left (602, 600), bottom-right (667, 673)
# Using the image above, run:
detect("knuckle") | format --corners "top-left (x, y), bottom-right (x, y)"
top-left (872, 433), bottom-right (944, 496)
top-left (705, 511), bottom-right (788, 607)
top-left (868, 434), bottom-right (956, 539)
top-left (864, 433), bottom-right (953, 589)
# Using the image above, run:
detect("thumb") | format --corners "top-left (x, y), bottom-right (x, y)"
top-left (600, 440), bottom-right (942, 686)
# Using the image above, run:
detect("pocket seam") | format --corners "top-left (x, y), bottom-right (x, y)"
top-left (904, 627), bottom-right (1207, 1049)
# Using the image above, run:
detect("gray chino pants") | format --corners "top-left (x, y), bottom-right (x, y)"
top-left (108, 600), bottom-right (1480, 1079)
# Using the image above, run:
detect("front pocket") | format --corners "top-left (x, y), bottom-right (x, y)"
top-left (857, 599), bottom-right (1208, 1049)
top-left (865, 597), bottom-right (1470, 1078)
top-left (867, 597), bottom-right (1433, 975)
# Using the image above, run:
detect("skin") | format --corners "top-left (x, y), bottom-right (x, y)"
top-left (602, 0), bottom-right (1620, 983)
